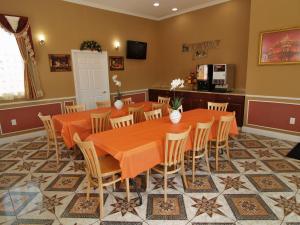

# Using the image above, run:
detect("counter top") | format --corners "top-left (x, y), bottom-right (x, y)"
top-left (149, 87), bottom-right (245, 96)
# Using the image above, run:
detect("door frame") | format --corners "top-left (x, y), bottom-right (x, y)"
top-left (71, 49), bottom-right (110, 106)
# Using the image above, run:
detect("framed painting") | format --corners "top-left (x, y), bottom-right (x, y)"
top-left (48, 54), bottom-right (72, 72)
top-left (258, 27), bottom-right (300, 65)
top-left (109, 56), bottom-right (124, 71)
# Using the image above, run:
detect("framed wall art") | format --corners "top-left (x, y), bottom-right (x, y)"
top-left (48, 54), bottom-right (72, 72)
top-left (109, 56), bottom-right (124, 71)
top-left (259, 27), bottom-right (300, 65)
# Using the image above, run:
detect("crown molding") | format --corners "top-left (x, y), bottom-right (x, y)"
top-left (63, 0), bottom-right (230, 21)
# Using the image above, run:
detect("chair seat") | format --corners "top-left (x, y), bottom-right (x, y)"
top-left (99, 155), bottom-right (121, 175)
top-left (152, 163), bottom-right (181, 174)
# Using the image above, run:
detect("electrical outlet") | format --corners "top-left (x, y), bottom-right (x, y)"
top-left (11, 119), bottom-right (17, 126)
top-left (289, 117), bottom-right (296, 125)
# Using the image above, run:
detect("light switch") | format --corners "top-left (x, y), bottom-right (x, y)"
top-left (11, 119), bottom-right (17, 126)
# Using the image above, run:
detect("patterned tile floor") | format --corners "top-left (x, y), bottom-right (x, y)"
top-left (0, 133), bottom-right (299, 225)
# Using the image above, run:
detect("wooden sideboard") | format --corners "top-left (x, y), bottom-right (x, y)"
top-left (148, 88), bottom-right (245, 126)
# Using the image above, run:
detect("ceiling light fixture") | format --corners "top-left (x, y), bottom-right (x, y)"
top-left (172, 8), bottom-right (178, 12)
top-left (153, 2), bottom-right (159, 7)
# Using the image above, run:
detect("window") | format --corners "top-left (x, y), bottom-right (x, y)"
top-left (0, 26), bottom-right (24, 99)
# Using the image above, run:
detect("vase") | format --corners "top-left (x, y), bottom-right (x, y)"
top-left (169, 109), bottom-right (182, 124)
top-left (114, 99), bottom-right (123, 110)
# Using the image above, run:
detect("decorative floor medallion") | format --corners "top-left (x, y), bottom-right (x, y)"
top-left (0, 192), bottom-right (38, 216)
top-left (191, 196), bottom-right (225, 217)
top-left (270, 195), bottom-right (300, 216)
top-left (23, 142), bottom-right (47, 150)
top-left (0, 160), bottom-right (19, 172)
top-left (0, 173), bottom-right (27, 190)
top-left (209, 161), bottom-right (239, 173)
top-left (229, 149), bottom-right (255, 159)
top-left (146, 194), bottom-right (187, 220)
top-left (219, 176), bottom-right (248, 191)
top-left (246, 174), bottom-right (292, 192)
top-left (26, 151), bottom-right (55, 160)
top-left (45, 174), bottom-right (85, 192)
top-left (34, 161), bottom-right (69, 173)
top-left (262, 160), bottom-right (300, 173)
top-left (11, 219), bottom-right (54, 225)
top-left (109, 196), bottom-right (140, 217)
top-left (61, 193), bottom-right (108, 218)
top-left (239, 140), bottom-right (266, 149)
top-left (224, 194), bottom-right (277, 220)
top-left (183, 175), bottom-right (218, 193)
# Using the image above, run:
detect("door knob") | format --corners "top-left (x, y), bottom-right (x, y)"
top-left (102, 91), bottom-right (107, 94)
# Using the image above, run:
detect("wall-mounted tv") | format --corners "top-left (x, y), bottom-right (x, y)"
top-left (126, 40), bottom-right (147, 60)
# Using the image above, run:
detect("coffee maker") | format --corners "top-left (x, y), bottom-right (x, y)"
top-left (197, 64), bottom-right (235, 92)
top-left (196, 64), bottom-right (214, 91)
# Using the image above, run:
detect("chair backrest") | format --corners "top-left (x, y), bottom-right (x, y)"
top-left (128, 105), bottom-right (144, 123)
top-left (207, 102), bottom-right (228, 111)
top-left (168, 105), bottom-right (183, 114)
top-left (65, 104), bottom-right (86, 114)
top-left (73, 133), bottom-right (102, 179)
top-left (38, 112), bottom-right (57, 142)
top-left (91, 111), bottom-right (111, 134)
top-left (158, 96), bottom-right (170, 105)
top-left (152, 103), bottom-right (165, 111)
top-left (96, 101), bottom-right (111, 108)
top-left (144, 109), bottom-right (162, 121)
top-left (122, 97), bottom-right (132, 105)
top-left (217, 112), bottom-right (235, 142)
top-left (110, 114), bottom-right (134, 129)
top-left (164, 126), bottom-right (191, 166)
top-left (193, 118), bottom-right (214, 152)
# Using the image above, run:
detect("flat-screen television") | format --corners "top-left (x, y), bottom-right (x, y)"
top-left (126, 40), bottom-right (147, 59)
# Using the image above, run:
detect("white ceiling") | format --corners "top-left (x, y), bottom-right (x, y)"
top-left (63, 0), bottom-right (230, 20)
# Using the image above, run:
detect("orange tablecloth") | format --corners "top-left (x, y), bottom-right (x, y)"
top-left (52, 101), bottom-right (154, 148)
top-left (86, 109), bottom-right (238, 179)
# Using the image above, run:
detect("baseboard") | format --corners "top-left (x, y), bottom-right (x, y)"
top-left (242, 126), bottom-right (300, 142)
top-left (0, 130), bottom-right (46, 145)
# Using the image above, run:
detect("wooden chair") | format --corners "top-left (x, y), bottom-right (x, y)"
top-left (128, 105), bottom-right (144, 123)
top-left (122, 97), bottom-right (133, 105)
top-left (158, 96), bottom-right (170, 105)
top-left (210, 112), bottom-right (235, 171)
top-left (65, 104), bottom-right (86, 114)
top-left (73, 133), bottom-right (130, 219)
top-left (207, 102), bottom-right (228, 111)
top-left (91, 111), bottom-right (111, 134)
top-left (144, 109), bottom-right (162, 121)
top-left (96, 101), bottom-right (111, 108)
top-left (38, 112), bottom-right (60, 166)
top-left (152, 102), bottom-right (165, 111)
top-left (152, 126), bottom-right (191, 203)
top-left (186, 118), bottom-right (214, 183)
top-left (110, 114), bottom-right (134, 129)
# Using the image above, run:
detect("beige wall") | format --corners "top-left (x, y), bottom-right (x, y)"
top-left (0, 0), bottom-right (160, 99)
top-left (245, 0), bottom-right (300, 97)
top-left (157, 0), bottom-right (251, 91)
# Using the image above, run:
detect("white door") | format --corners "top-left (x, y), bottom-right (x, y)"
top-left (71, 50), bottom-right (110, 110)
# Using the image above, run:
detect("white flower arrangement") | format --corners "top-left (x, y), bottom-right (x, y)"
top-left (170, 78), bottom-right (185, 110)
top-left (112, 74), bottom-right (122, 100)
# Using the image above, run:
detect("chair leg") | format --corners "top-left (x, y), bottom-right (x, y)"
top-left (125, 178), bottom-right (130, 202)
top-left (146, 170), bottom-right (150, 190)
top-left (215, 145), bottom-right (219, 171)
top-left (98, 179), bottom-right (104, 219)
top-left (86, 177), bottom-right (91, 200)
top-left (47, 141), bottom-right (50, 158)
top-left (112, 174), bottom-right (116, 191)
top-left (226, 142), bottom-right (230, 160)
top-left (205, 151), bottom-right (211, 173)
top-left (55, 143), bottom-right (59, 167)
top-left (164, 167), bottom-right (168, 203)
top-left (192, 152), bottom-right (196, 183)
top-left (181, 160), bottom-right (188, 189)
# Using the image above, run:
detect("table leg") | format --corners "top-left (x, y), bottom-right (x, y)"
top-left (129, 179), bottom-right (142, 206)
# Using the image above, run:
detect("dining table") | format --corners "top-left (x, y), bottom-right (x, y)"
top-left (52, 101), bottom-right (169, 148)
top-left (86, 108), bottom-right (239, 180)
